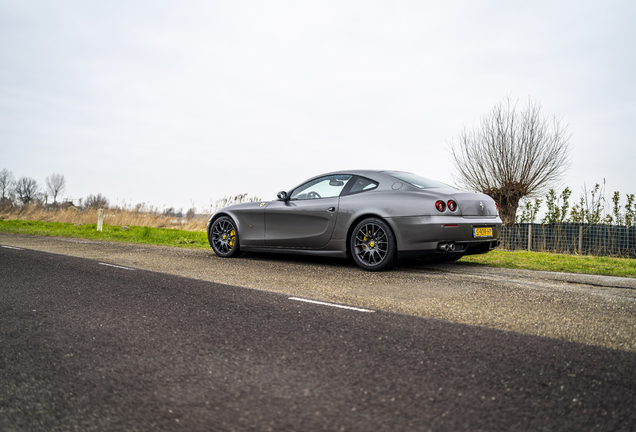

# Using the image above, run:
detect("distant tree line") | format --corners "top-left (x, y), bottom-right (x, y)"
top-left (0, 168), bottom-right (114, 211)
top-left (0, 168), bottom-right (199, 217)
top-left (1, 168), bottom-right (68, 208)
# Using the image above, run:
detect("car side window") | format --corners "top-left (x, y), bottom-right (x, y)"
top-left (346, 176), bottom-right (379, 195)
top-left (290, 175), bottom-right (353, 200)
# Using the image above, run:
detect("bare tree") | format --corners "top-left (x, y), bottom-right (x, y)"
top-left (449, 97), bottom-right (571, 224)
top-left (46, 173), bottom-right (66, 204)
top-left (84, 193), bottom-right (109, 209)
top-left (14, 176), bottom-right (41, 205)
top-left (0, 168), bottom-right (14, 201)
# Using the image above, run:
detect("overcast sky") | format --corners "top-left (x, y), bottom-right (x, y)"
top-left (1, 0), bottom-right (635, 213)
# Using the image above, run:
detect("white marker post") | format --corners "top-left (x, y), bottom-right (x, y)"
top-left (97, 209), bottom-right (104, 232)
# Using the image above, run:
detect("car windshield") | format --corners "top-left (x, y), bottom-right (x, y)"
top-left (387, 172), bottom-right (455, 189)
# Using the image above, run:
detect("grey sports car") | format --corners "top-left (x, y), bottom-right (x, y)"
top-left (207, 170), bottom-right (502, 271)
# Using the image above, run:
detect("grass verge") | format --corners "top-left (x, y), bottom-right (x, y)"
top-left (459, 250), bottom-right (636, 279)
top-left (0, 219), bottom-right (208, 249)
top-left (1, 219), bottom-right (634, 278)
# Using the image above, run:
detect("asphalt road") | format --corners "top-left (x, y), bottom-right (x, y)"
top-left (1, 233), bottom-right (635, 353)
top-left (2, 247), bottom-right (636, 431)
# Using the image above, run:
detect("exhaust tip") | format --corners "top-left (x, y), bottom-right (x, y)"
top-left (437, 243), bottom-right (454, 252)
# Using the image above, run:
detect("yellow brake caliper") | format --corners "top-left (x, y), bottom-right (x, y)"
top-left (229, 229), bottom-right (235, 248)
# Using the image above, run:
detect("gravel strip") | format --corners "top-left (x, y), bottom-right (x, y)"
top-left (2, 233), bottom-right (635, 352)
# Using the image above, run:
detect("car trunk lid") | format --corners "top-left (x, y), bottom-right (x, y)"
top-left (451, 192), bottom-right (498, 217)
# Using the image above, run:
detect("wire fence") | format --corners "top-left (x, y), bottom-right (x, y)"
top-left (500, 223), bottom-right (636, 258)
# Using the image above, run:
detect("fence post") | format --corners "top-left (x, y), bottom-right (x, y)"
top-left (97, 209), bottom-right (104, 232)
top-left (578, 225), bottom-right (583, 254)
top-left (527, 224), bottom-right (532, 251)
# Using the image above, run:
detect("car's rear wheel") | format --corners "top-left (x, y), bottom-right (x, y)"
top-left (209, 216), bottom-right (242, 258)
top-left (350, 218), bottom-right (396, 271)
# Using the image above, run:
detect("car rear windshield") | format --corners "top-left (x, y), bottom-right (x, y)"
top-left (387, 172), bottom-right (455, 189)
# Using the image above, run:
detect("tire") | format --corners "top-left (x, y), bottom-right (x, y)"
top-left (209, 216), bottom-right (242, 258)
top-left (350, 218), bottom-right (397, 271)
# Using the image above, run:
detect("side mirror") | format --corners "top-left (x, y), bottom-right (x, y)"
top-left (277, 191), bottom-right (288, 200)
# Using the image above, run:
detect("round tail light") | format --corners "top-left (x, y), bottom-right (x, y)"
top-left (447, 200), bottom-right (457, 212)
top-left (435, 200), bottom-right (445, 212)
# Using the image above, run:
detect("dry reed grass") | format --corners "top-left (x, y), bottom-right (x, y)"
top-left (0, 205), bottom-right (207, 231)
top-left (0, 194), bottom-right (262, 232)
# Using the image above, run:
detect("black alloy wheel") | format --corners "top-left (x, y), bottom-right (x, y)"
top-left (350, 218), bottom-right (396, 271)
top-left (209, 216), bottom-right (241, 258)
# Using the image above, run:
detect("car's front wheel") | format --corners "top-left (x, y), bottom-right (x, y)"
top-left (350, 218), bottom-right (396, 271)
top-left (209, 216), bottom-right (242, 258)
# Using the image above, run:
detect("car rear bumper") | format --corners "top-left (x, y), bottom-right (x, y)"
top-left (386, 215), bottom-right (502, 254)
top-left (397, 239), bottom-right (500, 261)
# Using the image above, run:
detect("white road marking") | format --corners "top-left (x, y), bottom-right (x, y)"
top-left (289, 297), bottom-right (375, 313)
top-left (99, 262), bottom-right (134, 270)
top-left (1, 245), bottom-right (22, 250)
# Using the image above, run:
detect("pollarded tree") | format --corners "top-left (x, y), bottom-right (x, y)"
top-left (449, 97), bottom-right (571, 224)
top-left (46, 173), bottom-right (66, 204)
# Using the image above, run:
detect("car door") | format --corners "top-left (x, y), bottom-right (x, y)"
top-left (265, 174), bottom-right (352, 249)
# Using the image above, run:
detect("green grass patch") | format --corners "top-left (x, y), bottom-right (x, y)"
top-left (459, 250), bottom-right (636, 278)
top-left (0, 219), bottom-right (208, 249)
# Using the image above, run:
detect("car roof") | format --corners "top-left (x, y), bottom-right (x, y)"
top-left (287, 170), bottom-right (457, 193)
top-left (319, 169), bottom-right (406, 177)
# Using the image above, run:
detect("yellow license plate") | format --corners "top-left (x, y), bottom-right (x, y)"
top-left (473, 227), bottom-right (493, 238)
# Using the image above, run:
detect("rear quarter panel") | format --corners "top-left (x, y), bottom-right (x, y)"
top-left (333, 189), bottom-right (436, 241)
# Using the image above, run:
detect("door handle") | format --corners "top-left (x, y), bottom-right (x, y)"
top-left (327, 207), bottom-right (336, 212)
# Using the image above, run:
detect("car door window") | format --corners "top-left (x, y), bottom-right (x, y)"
top-left (290, 175), bottom-right (352, 200)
